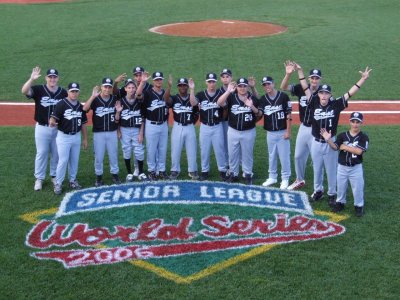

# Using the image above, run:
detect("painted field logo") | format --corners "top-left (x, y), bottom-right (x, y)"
top-left (23, 181), bottom-right (346, 283)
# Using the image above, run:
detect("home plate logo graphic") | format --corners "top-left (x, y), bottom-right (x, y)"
top-left (22, 181), bottom-right (347, 284)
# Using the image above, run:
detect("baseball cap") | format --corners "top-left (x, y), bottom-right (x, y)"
top-left (236, 77), bottom-right (248, 86)
top-left (309, 69), bottom-right (322, 78)
top-left (68, 82), bottom-right (80, 92)
top-left (124, 78), bottom-right (136, 87)
top-left (318, 84), bottom-right (332, 93)
top-left (133, 66), bottom-right (144, 75)
top-left (261, 76), bottom-right (274, 85)
top-left (206, 73), bottom-right (217, 82)
top-left (102, 77), bottom-right (113, 87)
top-left (46, 69), bottom-right (59, 77)
top-left (220, 68), bottom-right (232, 76)
top-left (177, 78), bottom-right (189, 86)
top-left (152, 71), bottom-right (164, 80)
top-left (350, 112), bottom-right (364, 122)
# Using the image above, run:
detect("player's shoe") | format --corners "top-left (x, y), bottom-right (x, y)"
top-left (280, 180), bottom-right (289, 189)
top-left (51, 176), bottom-right (57, 187)
top-left (199, 172), bottom-right (209, 181)
top-left (148, 171), bottom-right (157, 181)
top-left (54, 184), bottom-right (62, 195)
top-left (126, 174), bottom-right (134, 182)
top-left (226, 174), bottom-right (239, 183)
top-left (262, 178), bottom-right (277, 187)
top-left (311, 190), bottom-right (324, 202)
top-left (244, 174), bottom-right (253, 185)
top-left (332, 202), bottom-right (345, 213)
top-left (69, 180), bottom-right (82, 190)
top-left (34, 179), bottom-right (43, 191)
top-left (287, 179), bottom-right (305, 190)
top-left (95, 175), bottom-right (104, 187)
top-left (188, 171), bottom-right (199, 180)
top-left (328, 194), bottom-right (337, 208)
top-left (354, 206), bottom-right (364, 217)
top-left (169, 171), bottom-right (179, 180)
top-left (158, 171), bottom-right (168, 180)
top-left (133, 167), bottom-right (139, 177)
top-left (219, 171), bottom-right (228, 181)
top-left (112, 174), bottom-right (121, 185)
top-left (138, 173), bottom-right (148, 181)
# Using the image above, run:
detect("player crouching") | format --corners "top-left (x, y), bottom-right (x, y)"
top-left (321, 112), bottom-right (369, 217)
top-left (49, 83), bottom-right (88, 195)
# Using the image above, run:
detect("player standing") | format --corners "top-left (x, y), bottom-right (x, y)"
top-left (280, 61), bottom-right (323, 190)
top-left (321, 112), bottom-right (369, 217)
top-left (83, 77), bottom-right (121, 186)
top-left (219, 68), bottom-right (233, 170)
top-left (49, 83), bottom-right (88, 195)
top-left (297, 64), bottom-right (372, 206)
top-left (217, 78), bottom-right (262, 184)
top-left (21, 67), bottom-right (68, 191)
top-left (114, 79), bottom-right (147, 182)
top-left (190, 73), bottom-right (228, 181)
top-left (259, 76), bottom-right (292, 189)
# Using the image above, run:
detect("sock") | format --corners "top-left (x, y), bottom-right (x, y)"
top-left (124, 159), bottom-right (132, 174)
top-left (138, 160), bottom-right (144, 174)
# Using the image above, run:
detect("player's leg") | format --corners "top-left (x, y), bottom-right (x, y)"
top-left (349, 164), bottom-right (365, 208)
top-left (240, 128), bottom-right (256, 180)
top-left (132, 127), bottom-right (146, 179)
top-left (68, 132), bottom-right (82, 186)
top-left (324, 144), bottom-right (338, 197)
top-left (106, 131), bottom-right (120, 176)
top-left (267, 131), bottom-right (278, 180)
top-left (120, 127), bottom-right (133, 180)
top-left (334, 164), bottom-right (349, 212)
top-left (157, 122), bottom-right (168, 173)
top-left (222, 120), bottom-right (229, 169)
top-left (310, 140), bottom-right (325, 199)
top-left (145, 121), bottom-right (158, 174)
top-left (227, 127), bottom-right (241, 177)
top-left (212, 124), bottom-right (228, 174)
top-left (55, 132), bottom-right (71, 188)
top-left (294, 124), bottom-right (310, 180)
top-left (199, 124), bottom-right (212, 173)
top-left (277, 130), bottom-right (291, 188)
top-left (185, 125), bottom-right (198, 174)
top-left (171, 123), bottom-right (184, 173)
top-left (34, 124), bottom-right (52, 186)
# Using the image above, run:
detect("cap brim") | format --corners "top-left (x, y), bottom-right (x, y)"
top-left (237, 84), bottom-right (248, 86)
top-left (133, 72), bottom-right (143, 75)
top-left (350, 117), bottom-right (363, 122)
top-left (47, 74), bottom-right (58, 77)
top-left (102, 84), bottom-right (113, 87)
top-left (318, 89), bottom-right (331, 93)
top-left (153, 77), bottom-right (164, 80)
top-left (177, 83), bottom-right (188, 86)
top-left (220, 73), bottom-right (232, 76)
top-left (206, 79), bottom-right (217, 82)
top-left (68, 88), bottom-right (80, 92)
top-left (308, 75), bottom-right (321, 78)
top-left (262, 81), bottom-right (273, 85)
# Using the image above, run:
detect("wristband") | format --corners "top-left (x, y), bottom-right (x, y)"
top-left (347, 92), bottom-right (352, 98)
top-left (299, 77), bottom-right (305, 81)
top-left (355, 83), bottom-right (361, 89)
top-left (303, 87), bottom-right (309, 92)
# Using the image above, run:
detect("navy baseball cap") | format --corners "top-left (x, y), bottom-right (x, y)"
top-left (309, 69), bottom-right (322, 78)
top-left (206, 73), bottom-right (217, 82)
top-left (152, 71), bottom-right (164, 80)
top-left (177, 78), bottom-right (189, 86)
top-left (236, 77), bottom-right (248, 86)
top-left (124, 78), bottom-right (136, 87)
top-left (46, 69), bottom-right (58, 77)
top-left (102, 77), bottom-right (113, 87)
top-left (318, 84), bottom-right (332, 93)
top-left (68, 82), bottom-right (80, 92)
top-left (350, 112), bottom-right (364, 122)
top-left (261, 76), bottom-right (274, 85)
top-left (133, 66), bottom-right (144, 74)
top-left (220, 68), bottom-right (232, 76)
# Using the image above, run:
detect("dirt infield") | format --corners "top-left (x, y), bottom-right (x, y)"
top-left (1, 101), bottom-right (398, 126)
top-left (149, 20), bottom-right (287, 38)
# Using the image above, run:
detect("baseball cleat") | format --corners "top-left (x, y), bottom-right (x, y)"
top-left (226, 174), bottom-right (239, 183)
top-left (287, 180), bottom-right (305, 190)
top-left (138, 173), bottom-right (148, 181)
top-left (188, 171), bottom-right (199, 180)
top-left (112, 174), bottom-right (122, 185)
top-left (199, 172), bottom-right (209, 181)
top-left (34, 179), bottom-right (43, 191)
top-left (328, 195), bottom-right (337, 208)
top-left (169, 171), bottom-right (179, 180)
top-left (69, 180), bottom-right (82, 190)
top-left (126, 174), bottom-right (134, 182)
top-left (262, 178), bottom-right (277, 187)
top-left (133, 167), bottom-right (139, 177)
top-left (219, 171), bottom-right (228, 181)
top-left (244, 174), bottom-right (253, 185)
top-left (51, 176), bottom-right (57, 187)
top-left (354, 206), bottom-right (364, 217)
top-left (148, 172), bottom-right (157, 181)
top-left (332, 202), bottom-right (345, 213)
top-left (311, 190), bottom-right (324, 202)
top-left (280, 180), bottom-right (289, 189)
top-left (54, 184), bottom-right (62, 195)
top-left (157, 171), bottom-right (168, 180)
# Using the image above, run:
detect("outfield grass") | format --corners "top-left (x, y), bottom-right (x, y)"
top-left (1, 125), bottom-right (399, 299)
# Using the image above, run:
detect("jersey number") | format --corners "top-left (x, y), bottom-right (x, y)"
top-left (277, 112), bottom-right (285, 120)
top-left (135, 117), bottom-right (142, 125)
top-left (244, 114), bottom-right (253, 122)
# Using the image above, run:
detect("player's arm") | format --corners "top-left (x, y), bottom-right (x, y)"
top-left (320, 129), bottom-right (339, 150)
top-left (138, 121), bottom-right (144, 144)
top-left (245, 97), bottom-right (263, 120)
top-left (248, 76), bottom-right (259, 98)
top-left (217, 82), bottom-right (236, 107)
top-left (114, 100), bottom-right (123, 124)
top-left (280, 60), bottom-right (295, 91)
top-left (113, 73), bottom-right (127, 95)
top-left (189, 78), bottom-right (198, 106)
top-left (293, 62), bottom-right (312, 100)
top-left (135, 72), bottom-right (149, 100)
top-left (81, 123), bottom-right (88, 150)
top-left (21, 66), bottom-right (41, 97)
top-left (343, 66), bottom-right (372, 101)
top-left (83, 86), bottom-right (100, 111)
top-left (48, 116), bottom-right (58, 127)
top-left (164, 74), bottom-right (173, 105)
top-left (339, 144), bottom-right (364, 155)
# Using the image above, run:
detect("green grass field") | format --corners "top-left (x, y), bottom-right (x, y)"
top-left (1, 0), bottom-right (399, 299)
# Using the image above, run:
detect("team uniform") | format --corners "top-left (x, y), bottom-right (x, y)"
top-left (170, 92), bottom-right (199, 176)
top-left (224, 91), bottom-right (259, 182)
top-left (118, 82), bottom-right (153, 99)
top-left (259, 90), bottom-right (292, 184)
top-left (51, 97), bottom-right (87, 189)
top-left (218, 85), bottom-right (230, 169)
top-left (308, 92), bottom-right (348, 199)
top-left (196, 89), bottom-right (227, 177)
top-left (27, 84), bottom-right (67, 183)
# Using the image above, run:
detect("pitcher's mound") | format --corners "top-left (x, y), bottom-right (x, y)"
top-left (149, 20), bottom-right (287, 38)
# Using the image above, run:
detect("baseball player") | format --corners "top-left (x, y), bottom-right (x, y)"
top-left (136, 71), bottom-right (171, 181)
top-left (217, 78), bottom-right (262, 185)
top-left (259, 76), bottom-right (293, 189)
top-left (166, 77), bottom-right (199, 180)
top-left (321, 112), bottom-right (369, 217)
top-left (280, 61), bottom-right (323, 190)
top-left (189, 73), bottom-right (228, 181)
top-left (21, 67), bottom-right (68, 191)
top-left (114, 79), bottom-right (147, 182)
top-left (219, 68), bottom-right (233, 170)
top-left (49, 83), bottom-right (88, 195)
top-left (83, 77), bottom-right (121, 186)
top-left (297, 64), bottom-right (372, 206)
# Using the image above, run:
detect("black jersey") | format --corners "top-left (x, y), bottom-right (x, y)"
top-left (118, 82), bottom-right (153, 99)
top-left (27, 85), bottom-right (68, 125)
top-left (90, 95), bottom-right (118, 132)
top-left (171, 94), bottom-right (198, 125)
top-left (290, 83), bottom-right (318, 126)
top-left (259, 91), bottom-right (292, 131)
top-left (119, 97), bottom-right (145, 128)
top-left (308, 95), bottom-right (347, 140)
top-left (335, 131), bottom-right (369, 166)
top-left (51, 98), bottom-right (87, 134)
top-left (218, 86), bottom-right (229, 121)
top-left (226, 92), bottom-right (259, 131)
top-left (196, 89), bottom-right (224, 125)
top-left (142, 89), bottom-right (169, 122)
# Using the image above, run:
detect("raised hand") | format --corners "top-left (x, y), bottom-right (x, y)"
top-left (244, 97), bottom-right (253, 108)
top-left (227, 81), bottom-right (237, 93)
top-left (91, 86), bottom-right (100, 98)
top-left (284, 60), bottom-right (295, 74)
top-left (359, 66), bottom-right (372, 80)
top-left (320, 128), bottom-right (332, 141)
top-left (248, 76), bottom-right (256, 88)
top-left (168, 74), bottom-right (173, 87)
top-left (31, 66), bottom-right (41, 80)
top-left (114, 73), bottom-right (127, 83)
top-left (141, 71), bottom-right (150, 82)
top-left (115, 100), bottom-right (123, 112)
top-left (188, 78), bottom-right (195, 89)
